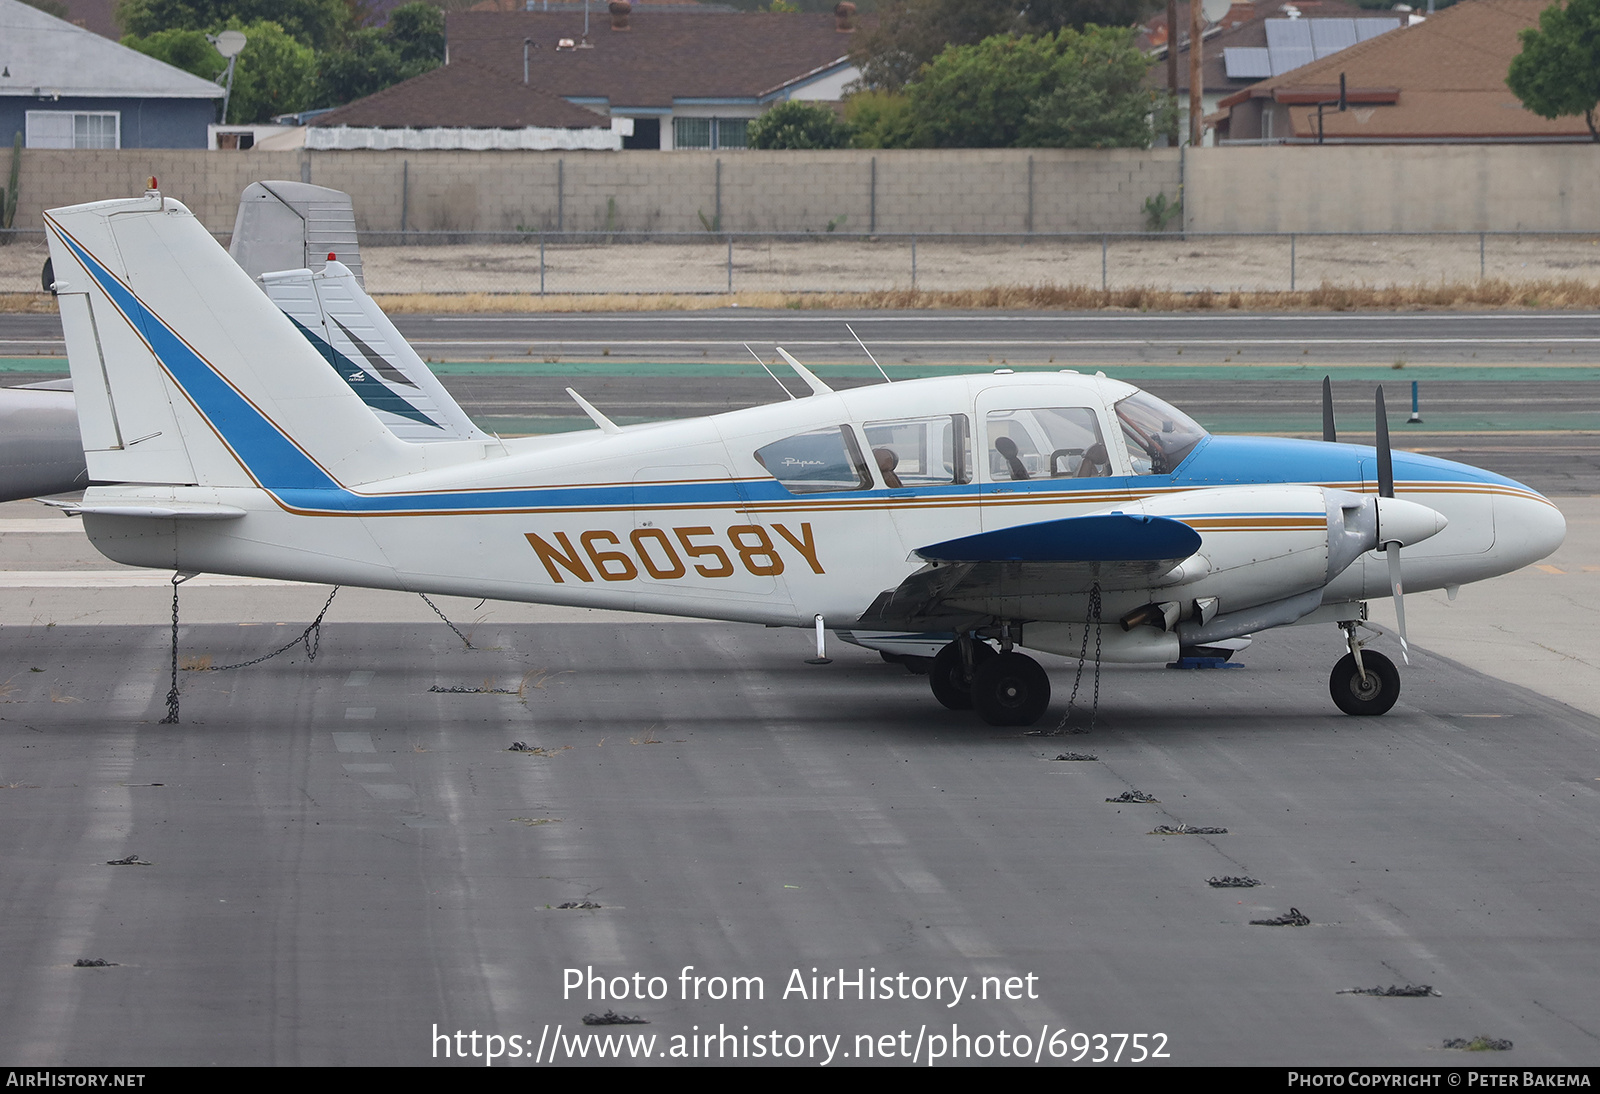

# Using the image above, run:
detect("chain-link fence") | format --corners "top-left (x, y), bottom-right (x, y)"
top-left (5, 229), bottom-right (1599, 296)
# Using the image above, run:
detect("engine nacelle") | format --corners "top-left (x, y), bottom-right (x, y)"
top-left (1108, 485), bottom-right (1444, 646)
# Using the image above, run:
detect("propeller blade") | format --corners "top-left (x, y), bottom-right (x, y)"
top-left (1386, 541), bottom-right (1409, 665)
top-left (1322, 375), bottom-right (1337, 442)
top-left (1375, 385), bottom-right (1394, 499)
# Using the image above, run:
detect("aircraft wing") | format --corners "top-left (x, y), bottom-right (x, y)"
top-left (856, 512), bottom-right (1201, 629)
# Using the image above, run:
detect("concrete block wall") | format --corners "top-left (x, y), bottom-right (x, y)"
top-left (1185, 145), bottom-right (1600, 233)
top-left (10, 145), bottom-right (1599, 236)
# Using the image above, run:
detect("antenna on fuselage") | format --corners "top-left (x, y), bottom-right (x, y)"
top-left (846, 323), bottom-right (892, 384)
top-left (1322, 375), bottom-right (1337, 442)
top-left (744, 343), bottom-right (797, 401)
top-left (775, 347), bottom-right (834, 396)
top-left (565, 387), bottom-right (622, 434)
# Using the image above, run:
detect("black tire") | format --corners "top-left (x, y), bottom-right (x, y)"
top-left (972, 652), bottom-right (1052, 727)
top-left (1329, 651), bottom-right (1400, 716)
top-left (929, 640), bottom-right (994, 710)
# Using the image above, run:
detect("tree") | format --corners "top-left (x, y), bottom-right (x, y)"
top-left (1021, 0), bottom-right (1165, 33)
top-left (125, 19), bottom-right (317, 123)
top-left (222, 19), bottom-right (318, 123)
top-left (311, 4), bottom-right (443, 109)
top-left (894, 28), bottom-right (1161, 149)
top-left (19, 0), bottom-right (71, 18)
top-left (1508, 0), bottom-right (1600, 142)
top-left (1019, 26), bottom-right (1173, 147)
top-left (849, 0), bottom-right (1158, 91)
top-left (844, 88), bottom-right (915, 147)
top-left (115, 0), bottom-right (351, 51)
top-left (748, 101), bottom-right (852, 149)
top-left (123, 26), bottom-right (227, 83)
top-left (902, 32), bottom-right (1066, 146)
top-left (849, 0), bottom-right (1018, 92)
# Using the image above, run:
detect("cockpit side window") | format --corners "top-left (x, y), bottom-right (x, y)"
top-left (1115, 391), bottom-right (1208, 475)
top-left (986, 407), bottom-right (1111, 481)
top-left (754, 425), bottom-right (872, 494)
top-left (864, 414), bottom-right (972, 488)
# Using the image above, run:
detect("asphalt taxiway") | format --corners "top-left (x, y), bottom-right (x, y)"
top-left (1, 310), bottom-right (1597, 1067)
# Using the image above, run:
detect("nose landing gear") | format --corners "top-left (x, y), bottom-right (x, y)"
top-left (1330, 621), bottom-right (1401, 715)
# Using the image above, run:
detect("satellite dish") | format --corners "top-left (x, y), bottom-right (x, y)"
top-left (213, 30), bottom-right (247, 59)
top-left (1201, 0), bottom-right (1232, 22)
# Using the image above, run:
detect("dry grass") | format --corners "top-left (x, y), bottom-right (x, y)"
top-left (9, 279), bottom-right (1600, 318)
top-left (0, 292), bottom-right (59, 313)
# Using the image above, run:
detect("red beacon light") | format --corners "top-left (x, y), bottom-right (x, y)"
top-left (327, 252), bottom-right (337, 261)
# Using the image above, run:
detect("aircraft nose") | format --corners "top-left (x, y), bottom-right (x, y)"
top-left (1495, 489), bottom-right (1566, 570)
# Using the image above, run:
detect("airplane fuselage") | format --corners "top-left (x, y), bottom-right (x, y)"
top-left (79, 372), bottom-right (1564, 663)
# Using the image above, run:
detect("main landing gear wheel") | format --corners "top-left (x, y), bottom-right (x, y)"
top-left (1329, 651), bottom-right (1401, 716)
top-left (930, 640), bottom-right (995, 710)
top-left (972, 652), bottom-right (1052, 727)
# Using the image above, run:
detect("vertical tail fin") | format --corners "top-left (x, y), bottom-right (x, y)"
top-left (45, 193), bottom-right (458, 491)
top-left (262, 262), bottom-right (488, 443)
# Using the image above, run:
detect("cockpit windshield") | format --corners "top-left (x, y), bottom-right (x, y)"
top-left (1115, 390), bottom-right (1208, 475)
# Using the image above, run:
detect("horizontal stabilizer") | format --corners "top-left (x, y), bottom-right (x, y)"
top-left (917, 513), bottom-right (1202, 563)
top-left (40, 499), bottom-right (246, 520)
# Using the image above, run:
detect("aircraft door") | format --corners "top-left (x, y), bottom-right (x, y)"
top-left (976, 387), bottom-right (1122, 531)
top-left (861, 413), bottom-right (980, 554)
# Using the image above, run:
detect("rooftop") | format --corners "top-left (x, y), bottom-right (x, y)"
top-left (444, 8), bottom-right (866, 108)
top-left (0, 0), bottom-right (222, 100)
top-left (1218, 0), bottom-right (1593, 142)
top-left (309, 59), bottom-right (612, 130)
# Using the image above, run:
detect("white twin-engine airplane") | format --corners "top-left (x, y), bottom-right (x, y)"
top-left (42, 189), bottom-right (1565, 727)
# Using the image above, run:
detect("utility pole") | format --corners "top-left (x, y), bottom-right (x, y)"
top-left (1189, 0), bottom-right (1203, 146)
top-left (1166, 0), bottom-right (1179, 146)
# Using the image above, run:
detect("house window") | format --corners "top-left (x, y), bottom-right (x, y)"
top-left (715, 118), bottom-right (749, 149)
top-left (674, 117), bottom-right (711, 148)
top-left (672, 116), bottom-right (751, 150)
top-left (26, 111), bottom-right (120, 149)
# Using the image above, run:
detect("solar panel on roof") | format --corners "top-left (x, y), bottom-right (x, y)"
top-left (1354, 17), bottom-right (1402, 40)
top-left (1309, 20), bottom-right (1357, 58)
top-left (1269, 46), bottom-right (1315, 75)
top-left (1224, 47), bottom-right (1273, 79)
top-left (1265, 19), bottom-right (1313, 51)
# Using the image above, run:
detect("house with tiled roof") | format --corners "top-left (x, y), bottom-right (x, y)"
top-left (442, 2), bottom-right (868, 149)
top-left (1214, 0), bottom-right (1594, 143)
top-left (305, 59), bottom-right (627, 150)
top-left (1146, 0), bottom-right (1403, 144)
top-left (0, 0), bottom-right (222, 149)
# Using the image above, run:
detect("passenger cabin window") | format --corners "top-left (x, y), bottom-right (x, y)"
top-left (1115, 391), bottom-right (1208, 475)
top-left (864, 414), bottom-right (972, 487)
top-left (754, 426), bottom-right (872, 494)
top-left (985, 408), bottom-right (1111, 481)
